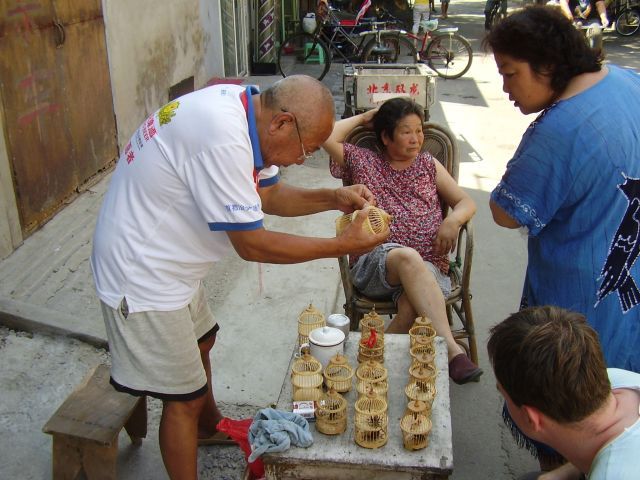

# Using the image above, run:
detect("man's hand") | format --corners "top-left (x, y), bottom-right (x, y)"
top-left (335, 185), bottom-right (376, 213)
top-left (337, 206), bottom-right (390, 255)
top-left (433, 216), bottom-right (460, 255)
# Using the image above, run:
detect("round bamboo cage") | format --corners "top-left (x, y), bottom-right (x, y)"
top-left (360, 308), bottom-right (385, 337)
top-left (409, 339), bottom-right (436, 367)
top-left (335, 207), bottom-right (392, 236)
top-left (405, 378), bottom-right (437, 405)
top-left (291, 352), bottom-right (323, 401)
top-left (358, 329), bottom-right (385, 363)
top-left (356, 376), bottom-right (389, 399)
top-left (292, 386), bottom-right (323, 402)
top-left (400, 400), bottom-right (432, 451)
top-left (355, 360), bottom-right (388, 383)
top-left (408, 324), bottom-right (436, 348)
top-left (316, 388), bottom-right (348, 435)
top-left (412, 315), bottom-right (432, 328)
top-left (408, 362), bottom-right (437, 390)
top-left (324, 354), bottom-right (354, 393)
top-left (298, 303), bottom-right (325, 346)
top-left (354, 390), bottom-right (389, 448)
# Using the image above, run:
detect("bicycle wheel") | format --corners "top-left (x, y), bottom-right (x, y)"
top-left (277, 33), bottom-right (331, 81)
top-left (361, 33), bottom-right (417, 64)
top-left (615, 8), bottom-right (640, 36)
top-left (425, 33), bottom-right (473, 79)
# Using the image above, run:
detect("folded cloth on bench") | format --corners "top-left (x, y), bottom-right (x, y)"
top-left (248, 408), bottom-right (313, 462)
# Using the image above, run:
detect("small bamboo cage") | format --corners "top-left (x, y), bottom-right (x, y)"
top-left (335, 206), bottom-right (392, 236)
top-left (356, 376), bottom-right (389, 399)
top-left (292, 387), bottom-right (323, 402)
top-left (297, 303), bottom-right (325, 346)
top-left (400, 400), bottom-right (432, 451)
top-left (412, 315), bottom-right (432, 328)
top-left (316, 388), bottom-right (348, 435)
top-left (405, 378), bottom-right (437, 405)
top-left (408, 324), bottom-right (436, 348)
top-left (408, 362), bottom-right (437, 390)
top-left (360, 308), bottom-right (385, 337)
top-left (291, 352), bottom-right (323, 401)
top-left (354, 389), bottom-right (389, 448)
top-left (358, 328), bottom-right (384, 364)
top-left (409, 339), bottom-right (436, 367)
top-left (324, 354), bottom-right (354, 393)
top-left (355, 360), bottom-right (388, 398)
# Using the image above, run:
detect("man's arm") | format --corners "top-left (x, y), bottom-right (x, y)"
top-left (489, 199), bottom-right (521, 229)
top-left (259, 182), bottom-right (375, 217)
top-left (226, 209), bottom-right (389, 263)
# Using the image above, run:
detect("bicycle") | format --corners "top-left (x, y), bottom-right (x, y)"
top-left (401, 18), bottom-right (473, 79)
top-left (610, 0), bottom-right (640, 36)
top-left (277, 6), bottom-right (416, 81)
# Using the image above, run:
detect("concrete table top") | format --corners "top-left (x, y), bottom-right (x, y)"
top-left (263, 332), bottom-right (453, 479)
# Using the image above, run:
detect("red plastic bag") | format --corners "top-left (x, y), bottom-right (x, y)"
top-left (216, 417), bottom-right (264, 478)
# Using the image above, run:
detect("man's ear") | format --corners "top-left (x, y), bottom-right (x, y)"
top-left (522, 405), bottom-right (544, 433)
top-left (270, 111), bottom-right (291, 135)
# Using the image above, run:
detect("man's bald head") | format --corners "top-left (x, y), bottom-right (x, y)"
top-left (262, 75), bottom-right (335, 144)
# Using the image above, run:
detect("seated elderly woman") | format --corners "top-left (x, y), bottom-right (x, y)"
top-left (322, 98), bottom-right (482, 384)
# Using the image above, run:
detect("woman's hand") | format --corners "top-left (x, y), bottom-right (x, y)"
top-left (360, 107), bottom-right (379, 127)
top-left (334, 184), bottom-right (377, 213)
top-left (433, 216), bottom-right (460, 254)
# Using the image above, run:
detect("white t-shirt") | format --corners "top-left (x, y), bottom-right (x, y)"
top-left (588, 368), bottom-right (640, 479)
top-left (91, 85), bottom-right (278, 312)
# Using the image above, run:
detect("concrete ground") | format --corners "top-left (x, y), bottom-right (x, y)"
top-left (1, 1), bottom-right (638, 478)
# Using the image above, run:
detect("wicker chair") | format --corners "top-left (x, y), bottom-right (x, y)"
top-left (336, 122), bottom-right (478, 363)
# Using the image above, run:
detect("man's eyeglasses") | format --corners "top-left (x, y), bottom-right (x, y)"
top-left (282, 109), bottom-right (313, 161)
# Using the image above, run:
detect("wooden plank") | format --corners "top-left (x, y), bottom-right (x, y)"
top-left (263, 334), bottom-right (453, 479)
top-left (43, 364), bottom-right (141, 445)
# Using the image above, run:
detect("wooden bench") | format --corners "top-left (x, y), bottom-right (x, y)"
top-left (43, 364), bottom-right (147, 480)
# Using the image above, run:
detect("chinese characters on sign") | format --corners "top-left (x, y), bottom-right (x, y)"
top-left (366, 82), bottom-right (420, 96)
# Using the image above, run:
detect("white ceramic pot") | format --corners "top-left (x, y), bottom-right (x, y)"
top-left (327, 313), bottom-right (350, 341)
top-left (306, 326), bottom-right (345, 369)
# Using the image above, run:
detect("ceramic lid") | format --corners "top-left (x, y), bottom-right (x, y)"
top-left (309, 326), bottom-right (345, 346)
top-left (327, 314), bottom-right (350, 327)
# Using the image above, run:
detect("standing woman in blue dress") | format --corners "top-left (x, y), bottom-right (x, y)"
top-left (484, 4), bottom-right (640, 472)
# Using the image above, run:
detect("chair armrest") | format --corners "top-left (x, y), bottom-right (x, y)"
top-left (451, 220), bottom-right (474, 292)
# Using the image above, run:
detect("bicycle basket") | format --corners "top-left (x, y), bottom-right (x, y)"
top-left (420, 19), bottom-right (439, 31)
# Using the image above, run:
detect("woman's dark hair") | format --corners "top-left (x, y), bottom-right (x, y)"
top-left (482, 5), bottom-right (602, 94)
top-left (373, 97), bottom-right (424, 147)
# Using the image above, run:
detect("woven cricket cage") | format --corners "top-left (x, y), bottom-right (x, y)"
top-left (400, 400), bottom-right (433, 451)
top-left (405, 377), bottom-right (437, 405)
top-left (323, 354), bottom-right (354, 393)
top-left (358, 328), bottom-right (384, 363)
top-left (356, 375), bottom-right (389, 399)
top-left (316, 388), bottom-right (348, 435)
top-left (409, 338), bottom-right (436, 367)
top-left (335, 206), bottom-right (392, 236)
top-left (409, 362), bottom-right (437, 391)
top-left (297, 303), bottom-right (325, 346)
top-left (291, 352), bottom-right (323, 401)
top-left (412, 315), bottom-right (433, 328)
top-left (360, 307), bottom-right (385, 337)
top-left (355, 360), bottom-right (388, 398)
top-left (408, 324), bottom-right (436, 348)
top-left (354, 390), bottom-right (389, 448)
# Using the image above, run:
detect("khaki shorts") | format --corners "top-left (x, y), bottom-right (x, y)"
top-left (101, 284), bottom-right (218, 400)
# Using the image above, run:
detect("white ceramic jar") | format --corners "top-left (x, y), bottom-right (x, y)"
top-left (327, 313), bottom-right (350, 341)
top-left (306, 326), bottom-right (345, 369)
